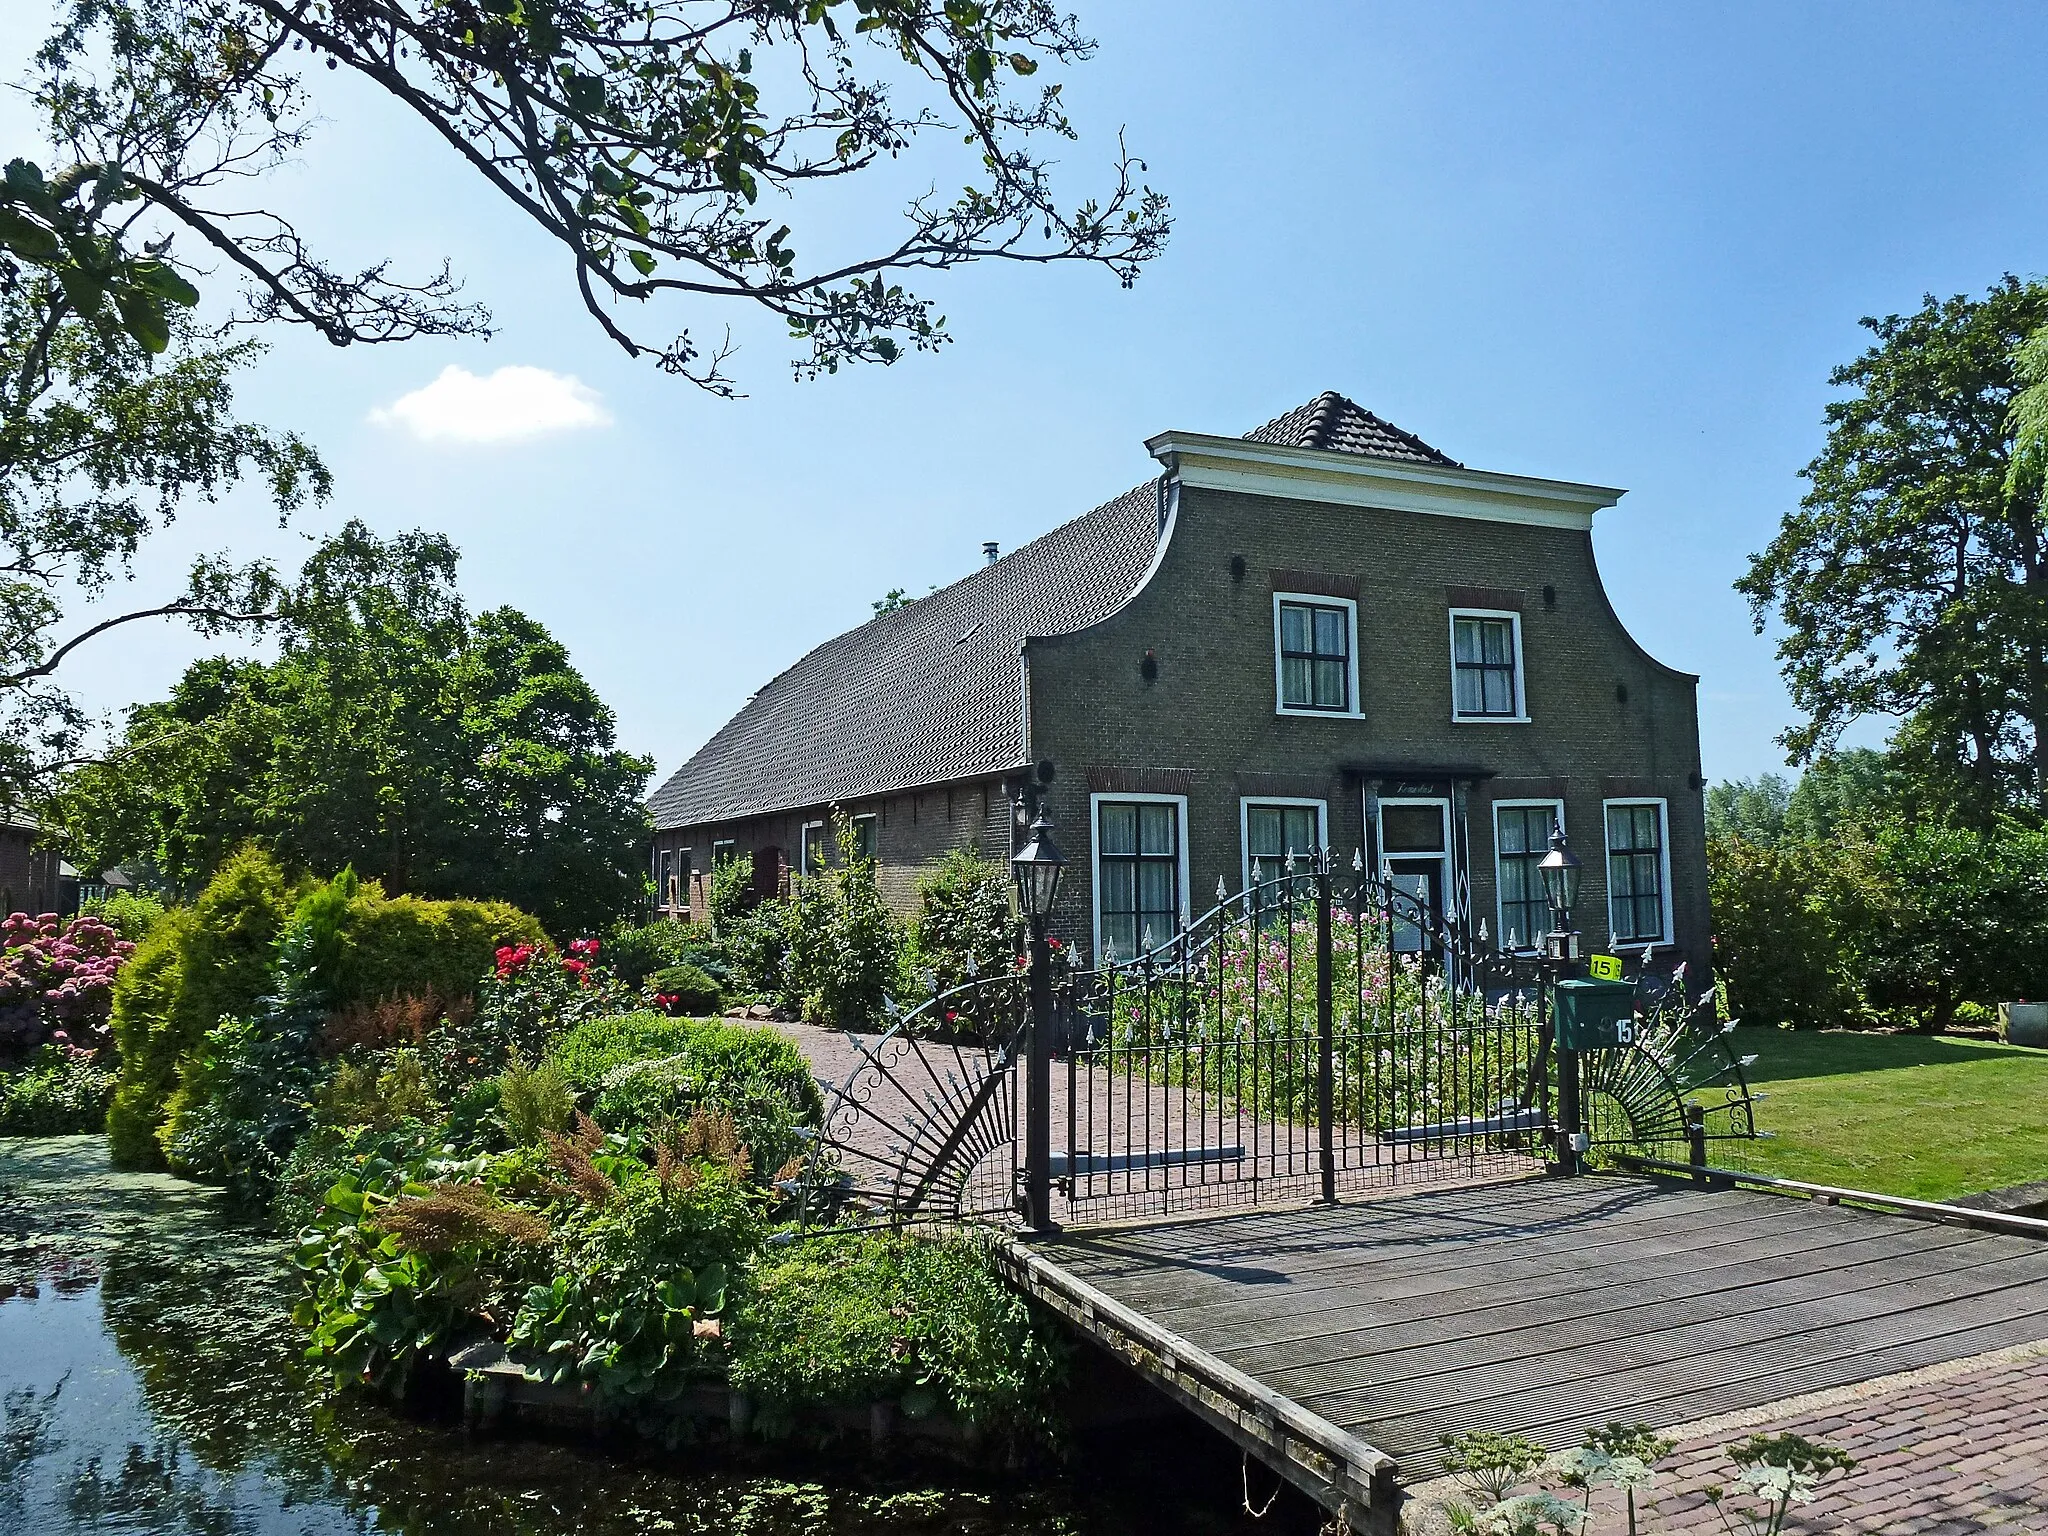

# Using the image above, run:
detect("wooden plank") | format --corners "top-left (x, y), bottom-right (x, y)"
top-left (1052, 1181), bottom-right (1795, 1303)
top-left (1117, 1200), bottom-right (1959, 1343)
top-left (1227, 1223), bottom-right (1999, 1375)
top-left (1309, 1278), bottom-right (2048, 1444)
top-left (1268, 1242), bottom-right (2048, 1402)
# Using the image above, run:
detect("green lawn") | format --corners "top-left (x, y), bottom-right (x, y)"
top-left (1711, 1026), bottom-right (2048, 1202)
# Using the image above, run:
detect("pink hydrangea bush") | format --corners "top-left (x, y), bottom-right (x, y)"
top-left (0, 912), bottom-right (134, 1057)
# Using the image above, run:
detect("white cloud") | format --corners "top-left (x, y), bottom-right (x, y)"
top-left (369, 364), bottom-right (611, 444)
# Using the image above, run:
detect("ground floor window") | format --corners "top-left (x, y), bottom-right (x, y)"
top-left (1604, 800), bottom-right (1669, 945)
top-left (800, 820), bottom-right (830, 875)
top-left (1242, 799), bottom-right (1325, 889)
top-left (1095, 797), bottom-right (1184, 960)
top-left (1494, 801), bottom-right (1562, 951)
top-left (852, 814), bottom-right (878, 862)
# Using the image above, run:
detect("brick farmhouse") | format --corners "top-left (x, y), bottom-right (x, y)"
top-left (1, 814), bottom-right (64, 919)
top-left (647, 393), bottom-right (1708, 969)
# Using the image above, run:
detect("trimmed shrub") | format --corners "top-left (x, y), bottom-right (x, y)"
top-left (334, 891), bottom-right (548, 1012)
top-left (547, 1011), bottom-right (698, 1090)
top-left (649, 962), bottom-right (723, 1017)
top-left (1707, 834), bottom-right (1856, 1031)
top-left (107, 846), bottom-right (296, 1167)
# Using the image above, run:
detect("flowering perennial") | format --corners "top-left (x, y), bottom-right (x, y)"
top-left (0, 912), bottom-right (134, 1054)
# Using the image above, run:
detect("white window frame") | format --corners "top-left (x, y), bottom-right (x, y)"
top-left (1601, 797), bottom-right (1674, 949)
top-left (851, 813), bottom-right (879, 862)
top-left (798, 819), bottom-right (829, 876)
top-left (1090, 792), bottom-right (1191, 963)
top-left (1273, 592), bottom-right (1363, 718)
top-left (1238, 796), bottom-right (1329, 893)
top-left (1447, 608), bottom-right (1530, 724)
top-left (1492, 798), bottom-right (1564, 953)
top-left (711, 839), bottom-right (736, 866)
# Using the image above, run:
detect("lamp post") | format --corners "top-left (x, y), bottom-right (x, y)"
top-left (1537, 822), bottom-right (1586, 1174)
top-left (1012, 809), bottom-right (1066, 1234)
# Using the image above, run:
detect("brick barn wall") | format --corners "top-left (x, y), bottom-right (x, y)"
top-left (656, 775), bottom-right (1012, 923)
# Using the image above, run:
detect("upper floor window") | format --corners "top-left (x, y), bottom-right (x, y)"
top-left (1604, 800), bottom-right (1670, 946)
top-left (1494, 801), bottom-right (1562, 952)
top-left (1450, 610), bottom-right (1527, 721)
top-left (1274, 594), bottom-right (1359, 716)
top-left (1094, 796), bottom-right (1185, 960)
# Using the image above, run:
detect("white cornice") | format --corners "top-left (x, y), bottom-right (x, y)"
top-left (1144, 431), bottom-right (1624, 530)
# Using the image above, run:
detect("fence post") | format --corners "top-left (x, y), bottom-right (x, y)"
top-left (1686, 1100), bottom-right (1708, 1183)
top-left (1316, 856), bottom-right (1336, 1203)
top-left (1023, 921), bottom-right (1057, 1233)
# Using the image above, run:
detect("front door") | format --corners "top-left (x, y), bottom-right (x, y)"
top-left (1376, 797), bottom-right (1451, 953)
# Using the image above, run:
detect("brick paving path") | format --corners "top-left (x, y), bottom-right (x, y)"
top-left (1601, 1345), bottom-right (2048, 1533)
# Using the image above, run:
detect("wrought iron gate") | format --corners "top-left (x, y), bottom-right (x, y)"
top-left (796, 852), bottom-right (1757, 1231)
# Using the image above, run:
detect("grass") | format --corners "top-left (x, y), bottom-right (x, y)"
top-left (1711, 1026), bottom-right (2048, 1202)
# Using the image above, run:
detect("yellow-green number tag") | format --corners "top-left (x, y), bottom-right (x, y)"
top-left (1588, 953), bottom-right (1623, 981)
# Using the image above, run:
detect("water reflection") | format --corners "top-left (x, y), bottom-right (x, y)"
top-left (3, 1138), bottom-right (1199, 1536)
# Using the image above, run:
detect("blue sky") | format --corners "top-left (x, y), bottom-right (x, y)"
top-left (14, 0), bottom-right (2048, 789)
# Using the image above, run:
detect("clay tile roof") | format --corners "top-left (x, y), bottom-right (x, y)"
top-left (1243, 390), bottom-right (1461, 467)
top-left (647, 395), bottom-right (1455, 829)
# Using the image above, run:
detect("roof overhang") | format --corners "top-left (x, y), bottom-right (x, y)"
top-left (1145, 431), bottom-right (1624, 531)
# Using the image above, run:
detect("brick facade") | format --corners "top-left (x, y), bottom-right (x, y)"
top-left (1023, 479), bottom-right (1708, 968)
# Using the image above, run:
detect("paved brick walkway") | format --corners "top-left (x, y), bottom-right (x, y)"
top-left (1615, 1345), bottom-right (2048, 1533)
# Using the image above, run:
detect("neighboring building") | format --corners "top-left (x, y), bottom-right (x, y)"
top-left (0, 814), bottom-right (64, 918)
top-left (647, 393), bottom-right (1708, 969)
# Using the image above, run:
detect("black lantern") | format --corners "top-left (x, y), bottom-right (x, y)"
top-left (1012, 812), bottom-right (1066, 922)
top-left (1537, 821), bottom-right (1582, 931)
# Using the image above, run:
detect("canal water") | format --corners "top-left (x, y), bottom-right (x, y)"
top-left (0, 1137), bottom-right (1304, 1536)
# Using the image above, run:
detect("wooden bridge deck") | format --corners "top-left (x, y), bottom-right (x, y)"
top-left (1003, 1172), bottom-right (2048, 1531)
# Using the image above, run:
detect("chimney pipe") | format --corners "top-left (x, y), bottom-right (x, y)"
top-left (982, 541), bottom-right (1000, 565)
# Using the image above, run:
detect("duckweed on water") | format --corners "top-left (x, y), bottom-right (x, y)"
top-left (0, 1136), bottom-right (1152, 1536)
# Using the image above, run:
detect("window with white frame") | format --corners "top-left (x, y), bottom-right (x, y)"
top-left (1449, 610), bottom-right (1526, 720)
top-left (1242, 799), bottom-right (1325, 889)
top-left (799, 820), bottom-right (830, 875)
top-left (1494, 801), bottom-right (1562, 951)
top-left (711, 839), bottom-right (736, 867)
top-left (1604, 800), bottom-right (1670, 945)
top-left (657, 848), bottom-right (675, 908)
top-left (1274, 595), bottom-right (1358, 714)
top-left (674, 848), bottom-right (692, 906)
top-left (1094, 797), bottom-right (1184, 960)
top-left (851, 814), bottom-right (878, 862)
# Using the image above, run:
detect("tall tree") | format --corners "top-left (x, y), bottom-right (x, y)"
top-left (20, 0), bottom-right (1169, 394)
top-left (48, 521), bottom-right (653, 936)
top-left (1739, 277), bottom-right (2048, 824)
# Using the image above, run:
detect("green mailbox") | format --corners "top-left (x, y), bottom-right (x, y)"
top-left (1553, 978), bottom-right (1637, 1051)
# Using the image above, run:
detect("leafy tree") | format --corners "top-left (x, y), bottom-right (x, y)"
top-left (1704, 775), bottom-right (1790, 845)
top-left (1739, 277), bottom-right (2048, 824)
top-left (49, 521), bottom-right (652, 936)
top-left (19, 0), bottom-right (1169, 394)
top-left (1780, 748), bottom-right (1895, 843)
top-left (0, 281), bottom-right (330, 809)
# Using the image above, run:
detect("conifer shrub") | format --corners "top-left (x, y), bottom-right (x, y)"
top-left (648, 961), bottom-right (723, 1017)
top-left (333, 892), bottom-right (547, 1012)
top-left (107, 846), bottom-right (296, 1166)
